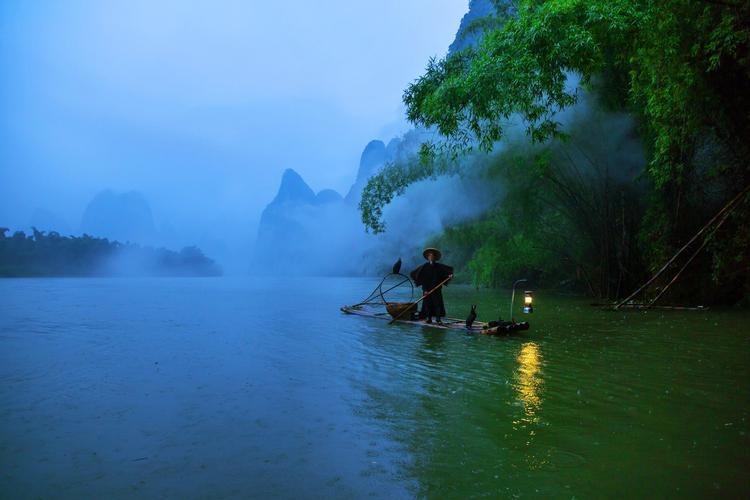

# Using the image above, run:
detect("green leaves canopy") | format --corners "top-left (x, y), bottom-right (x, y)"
top-left (362, 0), bottom-right (749, 232)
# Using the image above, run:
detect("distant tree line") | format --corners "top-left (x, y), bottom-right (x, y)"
top-left (0, 228), bottom-right (222, 277)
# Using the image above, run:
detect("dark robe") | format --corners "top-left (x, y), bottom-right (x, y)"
top-left (410, 261), bottom-right (453, 319)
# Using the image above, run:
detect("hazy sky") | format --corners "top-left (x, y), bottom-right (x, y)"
top-left (0, 0), bottom-right (468, 245)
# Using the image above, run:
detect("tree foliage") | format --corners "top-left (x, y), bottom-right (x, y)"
top-left (360, 0), bottom-right (750, 302)
top-left (403, 0), bottom-right (749, 185)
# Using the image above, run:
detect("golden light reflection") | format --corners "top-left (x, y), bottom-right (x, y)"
top-left (513, 341), bottom-right (543, 426)
top-left (512, 341), bottom-right (550, 471)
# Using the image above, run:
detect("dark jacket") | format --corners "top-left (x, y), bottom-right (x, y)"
top-left (410, 262), bottom-right (453, 318)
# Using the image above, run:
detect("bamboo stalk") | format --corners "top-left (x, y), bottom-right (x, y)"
top-left (614, 185), bottom-right (750, 310)
top-left (593, 303), bottom-right (707, 311)
top-left (388, 275), bottom-right (452, 324)
top-left (647, 204), bottom-right (735, 306)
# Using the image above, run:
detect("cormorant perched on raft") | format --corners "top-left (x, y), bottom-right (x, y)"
top-left (410, 247), bottom-right (453, 324)
top-left (466, 305), bottom-right (477, 329)
top-left (392, 258), bottom-right (402, 275)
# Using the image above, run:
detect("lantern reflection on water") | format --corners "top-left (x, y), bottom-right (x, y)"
top-left (514, 341), bottom-right (542, 423)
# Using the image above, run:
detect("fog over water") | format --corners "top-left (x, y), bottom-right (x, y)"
top-left (0, 0), bottom-right (468, 269)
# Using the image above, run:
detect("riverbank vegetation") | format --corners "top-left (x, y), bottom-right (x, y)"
top-left (360, 0), bottom-right (750, 305)
top-left (0, 228), bottom-right (221, 277)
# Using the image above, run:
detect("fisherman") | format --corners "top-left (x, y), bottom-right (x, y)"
top-left (410, 248), bottom-right (453, 324)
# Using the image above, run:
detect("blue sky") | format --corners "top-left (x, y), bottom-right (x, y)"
top-left (0, 0), bottom-right (467, 244)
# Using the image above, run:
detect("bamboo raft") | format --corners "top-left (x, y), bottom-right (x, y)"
top-left (340, 304), bottom-right (530, 336)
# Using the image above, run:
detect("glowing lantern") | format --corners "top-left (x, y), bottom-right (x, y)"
top-left (523, 291), bottom-right (534, 314)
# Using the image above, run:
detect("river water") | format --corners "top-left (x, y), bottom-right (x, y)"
top-left (1, 277), bottom-right (748, 498)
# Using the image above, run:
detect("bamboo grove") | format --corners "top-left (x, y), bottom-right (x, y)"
top-left (359, 0), bottom-right (750, 304)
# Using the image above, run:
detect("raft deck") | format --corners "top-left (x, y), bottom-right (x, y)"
top-left (340, 305), bottom-right (530, 336)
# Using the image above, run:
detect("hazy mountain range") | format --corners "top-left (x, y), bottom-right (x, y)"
top-left (252, 0), bottom-right (496, 276)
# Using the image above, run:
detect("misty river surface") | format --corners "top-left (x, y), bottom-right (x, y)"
top-left (1, 277), bottom-right (748, 498)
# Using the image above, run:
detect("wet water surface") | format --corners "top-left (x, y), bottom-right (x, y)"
top-left (1, 277), bottom-right (748, 498)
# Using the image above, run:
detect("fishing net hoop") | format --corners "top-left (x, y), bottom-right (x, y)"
top-left (354, 272), bottom-right (414, 307)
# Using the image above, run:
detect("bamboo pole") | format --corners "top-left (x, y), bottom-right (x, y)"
top-left (388, 275), bottom-right (452, 324)
top-left (647, 201), bottom-right (736, 306)
top-left (614, 185), bottom-right (750, 310)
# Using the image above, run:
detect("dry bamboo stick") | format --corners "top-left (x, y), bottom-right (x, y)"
top-left (647, 204), bottom-right (735, 306)
top-left (614, 185), bottom-right (750, 310)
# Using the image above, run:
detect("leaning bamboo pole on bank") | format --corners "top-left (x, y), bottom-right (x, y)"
top-left (646, 202), bottom-right (737, 307)
top-left (613, 185), bottom-right (750, 310)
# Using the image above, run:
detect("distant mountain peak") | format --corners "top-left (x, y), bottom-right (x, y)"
top-left (344, 140), bottom-right (388, 204)
top-left (448, 0), bottom-right (500, 55)
top-left (356, 140), bottom-right (387, 183)
top-left (315, 189), bottom-right (343, 205)
top-left (271, 168), bottom-right (316, 205)
top-left (80, 188), bottom-right (156, 244)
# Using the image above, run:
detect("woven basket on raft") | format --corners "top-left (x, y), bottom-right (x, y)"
top-left (385, 302), bottom-right (417, 319)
